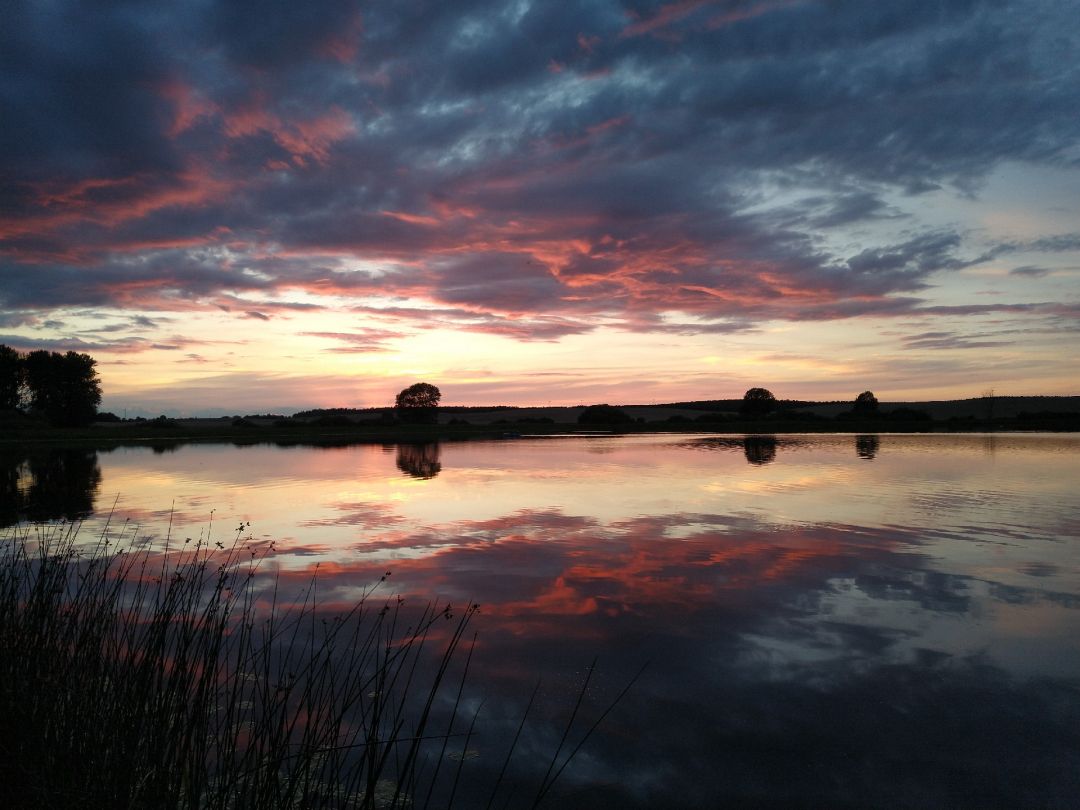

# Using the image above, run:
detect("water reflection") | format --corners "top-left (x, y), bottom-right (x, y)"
top-left (395, 443), bottom-right (441, 479)
top-left (0, 448), bottom-right (102, 527)
top-left (9, 434), bottom-right (1080, 808)
top-left (742, 434), bottom-right (777, 465)
top-left (229, 505), bottom-right (1080, 809)
top-left (680, 434), bottom-right (786, 465)
top-left (856, 434), bottom-right (880, 459)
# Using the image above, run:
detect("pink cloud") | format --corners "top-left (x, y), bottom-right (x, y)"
top-left (620, 0), bottom-right (801, 39)
top-left (161, 80), bottom-right (356, 169)
top-left (620, 0), bottom-right (719, 39)
top-left (159, 80), bottom-right (218, 138)
top-left (272, 109), bottom-right (355, 166)
top-left (706, 0), bottom-right (805, 30)
top-left (381, 210), bottom-right (443, 227)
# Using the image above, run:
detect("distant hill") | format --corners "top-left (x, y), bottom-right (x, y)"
top-left (286, 396), bottom-right (1079, 426)
top-left (784, 396), bottom-right (1080, 420)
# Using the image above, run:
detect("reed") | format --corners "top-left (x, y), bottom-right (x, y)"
top-left (0, 521), bottom-right (636, 809)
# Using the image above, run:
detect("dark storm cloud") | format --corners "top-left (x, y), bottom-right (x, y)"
top-left (0, 0), bottom-right (177, 179)
top-left (208, 0), bottom-right (363, 69)
top-left (2, 0), bottom-right (1077, 341)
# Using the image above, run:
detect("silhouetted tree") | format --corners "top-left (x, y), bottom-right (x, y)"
top-left (0, 345), bottom-right (23, 411)
top-left (396, 443), bottom-right (442, 479)
top-left (23, 350), bottom-right (102, 427)
top-left (578, 404), bottom-right (633, 425)
top-left (395, 382), bottom-right (441, 424)
top-left (853, 390), bottom-right (879, 417)
top-left (739, 387), bottom-right (776, 418)
top-left (743, 435), bottom-right (777, 465)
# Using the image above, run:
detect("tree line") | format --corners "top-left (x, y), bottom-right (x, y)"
top-left (0, 345), bottom-right (102, 427)
top-left (737, 387), bottom-right (878, 417)
top-left (579, 388), bottom-right (883, 424)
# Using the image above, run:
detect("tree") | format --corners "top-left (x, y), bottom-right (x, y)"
top-left (394, 382), bottom-right (441, 424)
top-left (853, 390), bottom-right (879, 417)
top-left (23, 350), bottom-right (102, 427)
top-left (739, 387), bottom-right (776, 418)
top-left (0, 344), bottom-right (23, 411)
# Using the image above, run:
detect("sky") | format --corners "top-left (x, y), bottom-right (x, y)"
top-left (1, 0), bottom-right (1078, 416)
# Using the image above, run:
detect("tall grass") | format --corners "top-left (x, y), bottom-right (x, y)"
top-left (0, 521), bottom-right (638, 809)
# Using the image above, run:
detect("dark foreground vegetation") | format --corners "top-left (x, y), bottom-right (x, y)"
top-left (0, 523), bottom-right (635, 809)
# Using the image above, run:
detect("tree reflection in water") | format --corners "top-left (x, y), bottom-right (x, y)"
top-left (395, 443), bottom-right (442, 479)
top-left (856, 434), bottom-right (880, 460)
top-left (742, 435), bottom-right (777, 465)
top-left (0, 448), bottom-right (102, 527)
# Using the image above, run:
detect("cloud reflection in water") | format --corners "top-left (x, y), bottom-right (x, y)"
top-left (22, 434), bottom-right (1080, 807)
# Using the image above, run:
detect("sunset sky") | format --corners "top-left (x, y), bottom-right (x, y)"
top-left (2, 0), bottom-right (1078, 416)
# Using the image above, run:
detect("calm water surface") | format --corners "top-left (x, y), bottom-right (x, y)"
top-left (5, 433), bottom-right (1080, 807)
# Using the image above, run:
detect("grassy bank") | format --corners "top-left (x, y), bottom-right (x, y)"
top-left (0, 523), bottom-right (632, 809)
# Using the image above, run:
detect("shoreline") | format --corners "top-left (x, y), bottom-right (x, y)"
top-left (3, 416), bottom-right (1078, 451)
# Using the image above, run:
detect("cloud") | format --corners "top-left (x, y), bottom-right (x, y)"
top-left (901, 331), bottom-right (1007, 351)
top-left (1009, 265), bottom-right (1051, 278)
top-left (300, 329), bottom-right (407, 353)
top-left (0, 332), bottom-right (210, 354)
top-left (0, 0), bottom-right (1077, 356)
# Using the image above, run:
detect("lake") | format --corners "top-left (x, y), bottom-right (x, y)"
top-left (4, 433), bottom-right (1080, 808)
